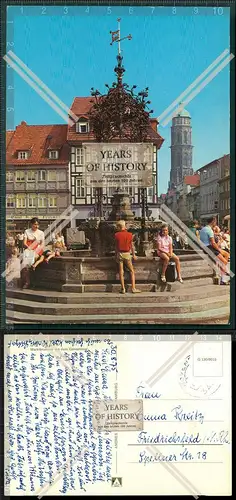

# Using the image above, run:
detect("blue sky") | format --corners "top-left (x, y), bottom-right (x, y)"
top-left (7, 6), bottom-right (230, 193)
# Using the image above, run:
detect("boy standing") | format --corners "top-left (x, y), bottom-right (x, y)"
top-left (114, 220), bottom-right (141, 294)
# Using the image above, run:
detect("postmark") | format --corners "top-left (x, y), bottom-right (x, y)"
top-left (179, 351), bottom-right (222, 399)
top-left (92, 399), bottom-right (143, 432)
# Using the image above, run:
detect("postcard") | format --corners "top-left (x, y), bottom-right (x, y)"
top-left (4, 334), bottom-right (231, 495)
top-left (4, 5), bottom-right (232, 328)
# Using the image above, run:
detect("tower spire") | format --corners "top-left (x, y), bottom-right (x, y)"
top-left (110, 18), bottom-right (132, 84)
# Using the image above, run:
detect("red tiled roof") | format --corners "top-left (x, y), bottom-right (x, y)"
top-left (6, 130), bottom-right (14, 148)
top-left (67, 96), bottom-right (164, 148)
top-left (6, 122), bottom-right (69, 165)
top-left (7, 98), bottom-right (164, 165)
top-left (184, 174), bottom-right (200, 186)
top-left (70, 97), bottom-right (95, 117)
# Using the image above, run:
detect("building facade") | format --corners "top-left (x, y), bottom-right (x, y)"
top-left (6, 122), bottom-right (70, 231)
top-left (165, 175), bottom-right (200, 223)
top-left (6, 101), bottom-right (164, 229)
top-left (198, 158), bottom-right (221, 223)
top-left (67, 97), bottom-right (163, 223)
top-left (186, 184), bottom-right (201, 222)
top-left (218, 154), bottom-right (230, 224)
top-left (176, 175), bottom-right (200, 223)
top-left (165, 188), bottom-right (178, 215)
top-left (169, 108), bottom-right (194, 187)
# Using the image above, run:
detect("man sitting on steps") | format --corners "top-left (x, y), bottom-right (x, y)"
top-left (200, 217), bottom-right (229, 281)
top-left (114, 220), bottom-right (141, 294)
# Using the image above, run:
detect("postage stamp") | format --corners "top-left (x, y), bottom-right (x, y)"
top-left (193, 342), bottom-right (223, 377)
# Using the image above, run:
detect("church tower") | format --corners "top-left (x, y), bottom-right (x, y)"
top-left (170, 108), bottom-right (193, 187)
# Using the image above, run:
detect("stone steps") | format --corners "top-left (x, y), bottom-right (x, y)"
top-left (6, 296), bottom-right (229, 316)
top-left (6, 248), bottom-right (230, 324)
top-left (6, 284), bottom-right (229, 304)
top-left (61, 276), bottom-right (214, 293)
top-left (6, 307), bottom-right (230, 324)
top-left (6, 288), bottom-right (229, 324)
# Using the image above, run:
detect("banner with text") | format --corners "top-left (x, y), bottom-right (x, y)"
top-left (83, 143), bottom-right (153, 188)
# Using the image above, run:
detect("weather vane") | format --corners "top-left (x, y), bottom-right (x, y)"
top-left (110, 18), bottom-right (132, 55)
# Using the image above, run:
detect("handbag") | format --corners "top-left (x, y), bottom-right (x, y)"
top-left (165, 261), bottom-right (176, 283)
top-left (22, 248), bottom-right (35, 267)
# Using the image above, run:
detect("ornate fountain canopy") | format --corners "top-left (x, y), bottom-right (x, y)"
top-left (88, 18), bottom-right (154, 143)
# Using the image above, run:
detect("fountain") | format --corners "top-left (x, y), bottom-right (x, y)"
top-left (30, 18), bottom-right (166, 292)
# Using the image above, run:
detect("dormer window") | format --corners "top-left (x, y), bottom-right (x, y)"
top-left (76, 119), bottom-right (89, 134)
top-left (49, 150), bottom-right (59, 159)
top-left (18, 151), bottom-right (29, 159)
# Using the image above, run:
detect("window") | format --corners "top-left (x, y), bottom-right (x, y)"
top-left (6, 195), bottom-right (15, 208)
top-left (76, 177), bottom-right (85, 198)
top-left (28, 194), bottom-right (37, 208)
top-left (38, 170), bottom-right (46, 181)
top-left (176, 132), bottom-right (181, 144)
top-left (76, 121), bottom-right (89, 133)
top-left (17, 151), bottom-right (29, 160)
top-left (184, 153), bottom-right (188, 166)
top-left (183, 131), bottom-right (188, 143)
top-left (48, 170), bottom-right (57, 181)
top-left (27, 171), bottom-right (36, 182)
top-left (16, 194), bottom-right (26, 208)
top-left (48, 196), bottom-right (57, 208)
top-left (6, 171), bottom-right (13, 182)
top-left (76, 148), bottom-right (84, 166)
top-left (49, 150), bottom-right (59, 159)
top-left (38, 195), bottom-right (47, 208)
top-left (107, 187), bottom-right (115, 198)
top-left (15, 171), bottom-right (25, 182)
top-left (225, 169), bottom-right (229, 177)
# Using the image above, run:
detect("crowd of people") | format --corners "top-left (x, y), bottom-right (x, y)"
top-left (114, 218), bottom-right (230, 291)
top-left (6, 216), bottom-right (230, 291)
top-left (6, 217), bottom-right (66, 288)
top-left (199, 216), bottom-right (230, 285)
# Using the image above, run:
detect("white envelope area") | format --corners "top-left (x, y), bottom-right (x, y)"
top-left (4, 335), bottom-right (231, 496)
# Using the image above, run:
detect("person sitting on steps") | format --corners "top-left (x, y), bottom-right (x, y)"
top-left (32, 248), bottom-right (60, 270)
top-left (114, 220), bottom-right (141, 294)
top-left (200, 217), bottom-right (229, 268)
top-left (156, 225), bottom-right (183, 284)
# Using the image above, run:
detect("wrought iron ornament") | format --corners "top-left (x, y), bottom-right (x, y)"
top-left (88, 18), bottom-right (154, 143)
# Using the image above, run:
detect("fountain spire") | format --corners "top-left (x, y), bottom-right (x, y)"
top-left (110, 18), bottom-right (132, 84)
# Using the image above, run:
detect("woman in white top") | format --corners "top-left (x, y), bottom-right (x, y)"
top-left (22, 217), bottom-right (45, 288)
